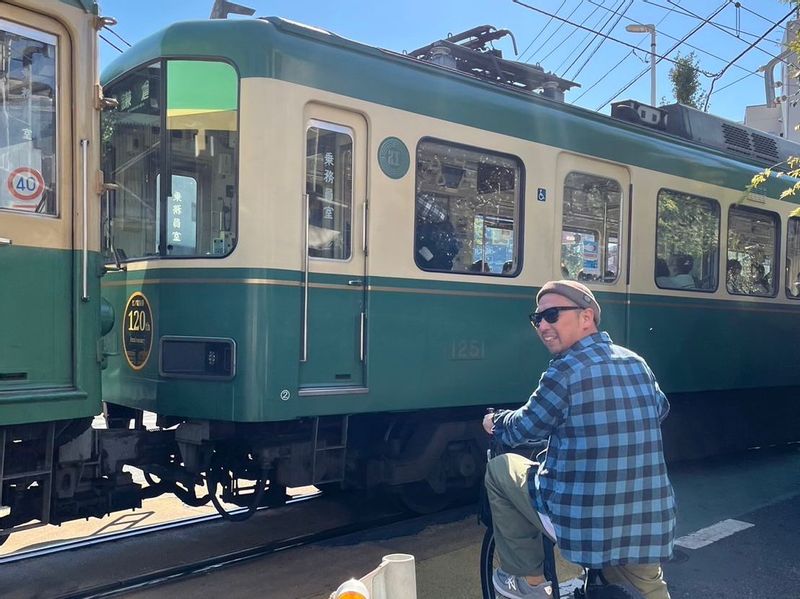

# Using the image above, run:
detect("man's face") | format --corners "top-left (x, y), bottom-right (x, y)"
top-left (533, 293), bottom-right (596, 355)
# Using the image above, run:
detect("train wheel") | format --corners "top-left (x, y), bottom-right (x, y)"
top-left (206, 450), bottom-right (266, 522)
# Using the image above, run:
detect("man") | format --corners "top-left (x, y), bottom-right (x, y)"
top-left (483, 280), bottom-right (676, 599)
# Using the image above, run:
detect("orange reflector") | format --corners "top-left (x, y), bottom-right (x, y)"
top-left (332, 578), bottom-right (369, 599)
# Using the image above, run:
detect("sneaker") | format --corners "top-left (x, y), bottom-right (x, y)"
top-left (492, 568), bottom-right (553, 599)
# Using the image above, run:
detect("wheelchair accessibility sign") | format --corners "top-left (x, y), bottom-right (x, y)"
top-left (6, 167), bottom-right (45, 210)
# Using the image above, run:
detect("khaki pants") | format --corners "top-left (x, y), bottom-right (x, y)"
top-left (485, 454), bottom-right (670, 599)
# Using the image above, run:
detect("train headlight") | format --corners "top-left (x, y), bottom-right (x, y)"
top-left (331, 579), bottom-right (369, 599)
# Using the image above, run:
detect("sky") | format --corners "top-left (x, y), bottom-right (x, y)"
top-left (98, 0), bottom-right (799, 123)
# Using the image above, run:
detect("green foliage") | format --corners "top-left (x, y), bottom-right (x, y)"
top-left (656, 191), bottom-right (719, 267)
top-left (668, 52), bottom-right (707, 109)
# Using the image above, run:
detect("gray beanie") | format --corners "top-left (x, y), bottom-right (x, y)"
top-left (536, 280), bottom-right (601, 325)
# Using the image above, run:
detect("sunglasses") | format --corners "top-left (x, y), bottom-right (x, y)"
top-left (529, 306), bottom-right (583, 329)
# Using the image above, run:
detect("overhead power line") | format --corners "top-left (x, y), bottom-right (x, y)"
top-left (567, 0), bottom-right (633, 81)
top-left (585, 0), bottom-right (764, 80)
top-left (525, 1), bottom-right (583, 64)
top-left (593, 1), bottom-right (730, 111)
top-left (704, 5), bottom-right (797, 110)
top-left (518, 0), bottom-right (567, 62)
top-left (512, 0), bottom-right (716, 74)
top-left (645, 0), bottom-right (784, 60)
top-left (552, 0), bottom-right (624, 73)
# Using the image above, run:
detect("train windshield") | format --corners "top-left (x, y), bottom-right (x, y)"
top-left (0, 19), bottom-right (57, 216)
top-left (102, 60), bottom-right (239, 261)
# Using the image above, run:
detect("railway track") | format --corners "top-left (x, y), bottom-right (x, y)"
top-left (1, 488), bottom-right (476, 599)
top-left (0, 491), bottom-right (322, 566)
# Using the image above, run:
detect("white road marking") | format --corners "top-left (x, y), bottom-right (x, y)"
top-left (675, 518), bottom-right (755, 550)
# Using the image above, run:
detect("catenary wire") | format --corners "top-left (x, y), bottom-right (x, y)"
top-left (568, 0), bottom-right (633, 81)
top-left (102, 25), bottom-right (132, 47)
top-left (593, 1), bottom-right (730, 111)
top-left (527, 1), bottom-right (587, 65)
top-left (536, 2), bottom-right (597, 64)
top-left (518, 0), bottom-right (567, 62)
top-left (512, 0), bottom-right (716, 73)
top-left (704, 6), bottom-right (797, 109)
top-left (585, 0), bottom-right (765, 80)
top-left (552, 0), bottom-right (616, 75)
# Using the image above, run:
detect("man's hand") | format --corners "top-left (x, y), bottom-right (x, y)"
top-left (482, 412), bottom-right (495, 435)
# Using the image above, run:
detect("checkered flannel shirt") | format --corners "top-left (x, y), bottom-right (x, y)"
top-left (494, 332), bottom-right (676, 567)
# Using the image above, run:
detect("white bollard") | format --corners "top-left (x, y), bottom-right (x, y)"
top-left (331, 553), bottom-right (416, 599)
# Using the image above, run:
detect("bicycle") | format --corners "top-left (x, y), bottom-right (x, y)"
top-left (478, 423), bottom-right (641, 599)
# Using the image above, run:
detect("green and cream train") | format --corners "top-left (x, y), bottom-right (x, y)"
top-left (0, 0), bottom-right (153, 541)
top-left (97, 17), bottom-right (800, 512)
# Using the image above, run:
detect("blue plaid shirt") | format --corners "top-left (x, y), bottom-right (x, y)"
top-left (494, 332), bottom-right (676, 567)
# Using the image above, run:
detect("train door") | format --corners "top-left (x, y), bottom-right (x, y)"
top-left (299, 107), bottom-right (367, 391)
top-left (556, 154), bottom-right (631, 343)
top-left (0, 11), bottom-right (75, 394)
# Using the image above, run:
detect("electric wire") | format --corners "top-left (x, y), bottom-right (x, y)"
top-left (552, 0), bottom-right (625, 74)
top-left (512, 0), bottom-right (716, 73)
top-left (585, 0), bottom-right (763, 80)
top-left (704, 5), bottom-right (797, 110)
top-left (645, 0), bottom-right (785, 59)
top-left (568, 0), bottom-right (633, 81)
top-left (537, 2), bottom-right (597, 64)
top-left (570, 10), bottom-right (672, 103)
top-left (524, 1), bottom-right (583, 64)
top-left (518, 0), bottom-right (567, 62)
top-left (593, 1), bottom-right (729, 111)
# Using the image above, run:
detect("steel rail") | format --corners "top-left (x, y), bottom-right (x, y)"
top-left (54, 504), bottom-right (474, 599)
top-left (0, 492), bottom-right (321, 565)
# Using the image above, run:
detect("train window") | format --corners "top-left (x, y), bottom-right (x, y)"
top-left (102, 62), bottom-right (162, 260)
top-left (0, 20), bottom-right (57, 216)
top-left (414, 139), bottom-right (522, 275)
top-left (726, 205), bottom-right (779, 297)
top-left (102, 60), bottom-right (239, 261)
top-left (787, 217), bottom-right (800, 299)
top-left (306, 122), bottom-right (352, 260)
top-left (561, 173), bottom-right (621, 283)
top-left (655, 190), bottom-right (719, 292)
top-left (164, 61), bottom-right (238, 257)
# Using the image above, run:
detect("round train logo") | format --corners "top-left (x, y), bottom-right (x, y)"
top-left (122, 291), bottom-right (153, 370)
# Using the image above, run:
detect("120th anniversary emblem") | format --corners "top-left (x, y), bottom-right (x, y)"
top-left (123, 291), bottom-right (153, 370)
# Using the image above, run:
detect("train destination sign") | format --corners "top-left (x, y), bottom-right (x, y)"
top-left (123, 291), bottom-right (153, 370)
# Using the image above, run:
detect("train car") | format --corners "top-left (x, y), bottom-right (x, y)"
top-left (98, 17), bottom-right (800, 515)
top-left (0, 0), bottom-right (151, 542)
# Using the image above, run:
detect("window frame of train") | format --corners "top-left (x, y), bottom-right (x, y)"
top-left (414, 138), bottom-right (524, 276)
top-left (654, 189), bottom-right (720, 293)
top-left (0, 18), bottom-right (59, 217)
top-left (101, 58), bottom-right (240, 262)
top-left (787, 216), bottom-right (800, 300)
top-left (726, 205), bottom-right (781, 298)
top-left (560, 172), bottom-right (623, 284)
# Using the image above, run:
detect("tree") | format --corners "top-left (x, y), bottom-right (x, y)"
top-left (668, 52), bottom-right (707, 110)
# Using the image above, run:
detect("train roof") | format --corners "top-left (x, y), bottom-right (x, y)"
top-left (102, 17), bottom-right (800, 202)
top-left (60, 0), bottom-right (98, 13)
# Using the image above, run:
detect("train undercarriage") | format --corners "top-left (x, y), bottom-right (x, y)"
top-left (0, 406), bottom-right (488, 543)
